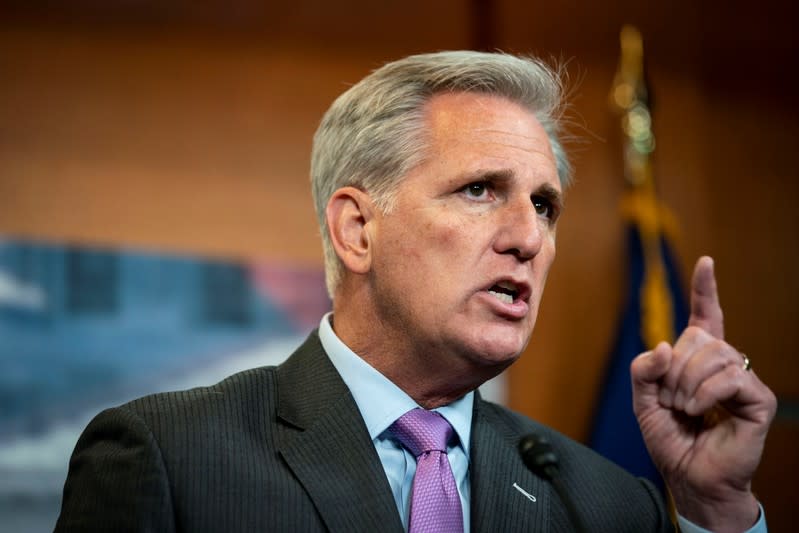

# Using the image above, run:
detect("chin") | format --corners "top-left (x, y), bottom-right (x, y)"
top-left (485, 319), bottom-right (533, 349)
top-left (466, 333), bottom-right (528, 367)
top-left (483, 345), bottom-right (525, 365)
top-left (444, 316), bottom-right (533, 366)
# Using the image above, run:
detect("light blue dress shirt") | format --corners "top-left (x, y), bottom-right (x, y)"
top-left (318, 313), bottom-right (766, 533)
top-left (319, 313), bottom-right (472, 531)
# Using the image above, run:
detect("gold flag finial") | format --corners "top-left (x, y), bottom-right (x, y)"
top-left (611, 24), bottom-right (655, 187)
top-left (612, 25), bottom-right (644, 111)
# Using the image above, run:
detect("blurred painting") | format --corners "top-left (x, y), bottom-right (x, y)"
top-left (0, 237), bottom-right (331, 531)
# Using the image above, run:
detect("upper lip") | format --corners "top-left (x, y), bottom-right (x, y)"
top-left (484, 277), bottom-right (531, 303)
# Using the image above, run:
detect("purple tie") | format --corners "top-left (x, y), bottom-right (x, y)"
top-left (390, 408), bottom-right (464, 533)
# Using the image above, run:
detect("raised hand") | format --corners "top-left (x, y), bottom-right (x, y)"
top-left (630, 256), bottom-right (777, 532)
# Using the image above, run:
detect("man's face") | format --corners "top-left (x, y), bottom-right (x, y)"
top-left (366, 92), bottom-right (562, 375)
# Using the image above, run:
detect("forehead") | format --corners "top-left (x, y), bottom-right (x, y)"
top-left (420, 92), bottom-right (558, 178)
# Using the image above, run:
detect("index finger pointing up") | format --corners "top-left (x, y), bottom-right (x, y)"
top-left (689, 256), bottom-right (725, 339)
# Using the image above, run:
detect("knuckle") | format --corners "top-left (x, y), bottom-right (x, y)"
top-left (683, 325), bottom-right (714, 346)
top-left (706, 338), bottom-right (729, 356)
top-left (768, 391), bottom-right (779, 418)
top-left (683, 325), bottom-right (705, 340)
top-left (724, 362), bottom-right (746, 383)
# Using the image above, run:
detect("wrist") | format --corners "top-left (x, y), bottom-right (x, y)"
top-left (673, 489), bottom-right (760, 533)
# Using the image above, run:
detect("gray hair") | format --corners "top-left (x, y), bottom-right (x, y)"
top-left (311, 50), bottom-right (570, 297)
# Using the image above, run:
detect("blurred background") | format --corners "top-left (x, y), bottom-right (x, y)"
top-left (1, 0), bottom-right (797, 530)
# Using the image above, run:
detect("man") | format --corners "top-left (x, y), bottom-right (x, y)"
top-left (56, 51), bottom-right (776, 532)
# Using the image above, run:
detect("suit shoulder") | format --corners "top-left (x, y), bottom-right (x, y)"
top-left (110, 365), bottom-right (280, 433)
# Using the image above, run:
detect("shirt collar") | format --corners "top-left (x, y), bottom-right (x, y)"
top-left (318, 312), bottom-right (473, 454)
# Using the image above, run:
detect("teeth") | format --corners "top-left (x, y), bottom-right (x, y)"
top-left (496, 280), bottom-right (517, 292)
top-left (488, 290), bottom-right (514, 304)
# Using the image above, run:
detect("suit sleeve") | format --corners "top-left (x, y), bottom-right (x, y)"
top-left (638, 477), bottom-right (676, 533)
top-left (54, 407), bottom-right (177, 533)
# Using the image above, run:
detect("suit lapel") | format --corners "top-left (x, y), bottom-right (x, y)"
top-left (470, 397), bottom-right (550, 533)
top-left (276, 333), bottom-right (403, 533)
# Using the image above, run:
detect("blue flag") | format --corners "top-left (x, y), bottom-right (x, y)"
top-left (589, 195), bottom-right (688, 487)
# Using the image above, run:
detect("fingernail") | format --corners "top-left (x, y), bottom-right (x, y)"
top-left (685, 398), bottom-right (697, 414)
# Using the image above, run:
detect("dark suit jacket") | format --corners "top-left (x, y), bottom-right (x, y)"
top-left (55, 331), bottom-right (673, 532)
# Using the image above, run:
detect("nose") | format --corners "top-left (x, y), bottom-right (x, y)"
top-left (493, 200), bottom-right (544, 261)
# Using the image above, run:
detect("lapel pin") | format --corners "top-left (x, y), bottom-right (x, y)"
top-left (512, 482), bottom-right (537, 502)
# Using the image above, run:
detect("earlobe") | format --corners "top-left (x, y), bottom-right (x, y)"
top-left (326, 187), bottom-right (375, 275)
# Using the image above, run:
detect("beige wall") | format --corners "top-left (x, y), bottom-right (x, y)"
top-left (2, 1), bottom-right (797, 526)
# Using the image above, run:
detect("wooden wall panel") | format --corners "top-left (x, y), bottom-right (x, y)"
top-left (0, 27), bottom-right (414, 262)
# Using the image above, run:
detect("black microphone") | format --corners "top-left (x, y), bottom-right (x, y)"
top-left (518, 434), bottom-right (587, 533)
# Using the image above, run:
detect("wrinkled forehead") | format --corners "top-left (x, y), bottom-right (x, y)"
top-left (420, 92), bottom-right (558, 176)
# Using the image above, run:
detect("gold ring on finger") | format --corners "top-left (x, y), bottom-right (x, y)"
top-left (741, 353), bottom-right (752, 372)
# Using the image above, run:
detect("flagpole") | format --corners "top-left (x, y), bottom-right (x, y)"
top-left (611, 25), bottom-right (675, 349)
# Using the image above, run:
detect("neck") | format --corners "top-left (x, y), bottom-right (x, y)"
top-left (331, 290), bottom-right (507, 409)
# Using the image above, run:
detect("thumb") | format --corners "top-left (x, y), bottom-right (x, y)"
top-left (631, 341), bottom-right (672, 412)
top-left (688, 256), bottom-right (724, 339)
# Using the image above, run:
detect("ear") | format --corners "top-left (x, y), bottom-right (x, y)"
top-left (326, 187), bottom-right (376, 276)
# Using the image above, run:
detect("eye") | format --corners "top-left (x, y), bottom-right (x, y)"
top-left (462, 181), bottom-right (491, 199)
top-left (532, 195), bottom-right (555, 220)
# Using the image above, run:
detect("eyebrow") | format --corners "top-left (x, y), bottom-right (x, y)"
top-left (456, 168), bottom-right (515, 184)
top-left (535, 183), bottom-right (565, 210)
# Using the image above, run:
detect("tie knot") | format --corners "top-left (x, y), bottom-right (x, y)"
top-left (390, 408), bottom-right (455, 457)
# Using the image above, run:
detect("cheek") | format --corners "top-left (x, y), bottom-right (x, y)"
top-left (383, 210), bottom-right (481, 275)
top-left (432, 221), bottom-right (461, 245)
top-left (544, 235), bottom-right (556, 265)
top-left (425, 221), bottom-right (474, 269)
top-left (535, 242), bottom-right (557, 289)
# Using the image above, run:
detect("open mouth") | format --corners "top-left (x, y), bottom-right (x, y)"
top-left (487, 280), bottom-right (520, 304)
